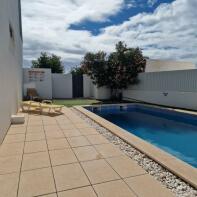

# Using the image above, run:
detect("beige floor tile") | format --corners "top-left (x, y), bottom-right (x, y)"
top-left (0, 172), bottom-right (19, 197)
top-left (58, 186), bottom-right (97, 197)
top-left (74, 123), bottom-right (92, 129)
top-left (49, 149), bottom-right (77, 166)
top-left (44, 125), bottom-right (61, 132)
top-left (125, 174), bottom-right (174, 197)
top-left (93, 180), bottom-right (136, 197)
top-left (47, 138), bottom-right (70, 150)
top-left (67, 136), bottom-right (90, 147)
top-left (0, 142), bottom-right (24, 157)
top-left (73, 146), bottom-right (103, 161)
top-left (53, 163), bottom-right (90, 191)
top-left (7, 127), bottom-right (26, 134)
top-left (27, 126), bottom-right (44, 133)
top-left (3, 133), bottom-right (25, 143)
top-left (86, 134), bottom-right (109, 145)
top-left (62, 129), bottom-right (82, 137)
top-left (59, 124), bottom-right (76, 130)
top-left (28, 121), bottom-right (43, 126)
top-left (24, 140), bottom-right (47, 153)
top-left (106, 155), bottom-right (146, 178)
top-left (94, 144), bottom-right (123, 158)
top-left (41, 194), bottom-right (57, 197)
top-left (18, 167), bottom-right (56, 197)
top-left (81, 159), bottom-right (120, 184)
top-left (0, 155), bottom-right (22, 174)
top-left (26, 132), bottom-right (45, 141)
top-left (79, 128), bottom-right (98, 135)
top-left (22, 151), bottom-right (50, 171)
top-left (45, 131), bottom-right (65, 139)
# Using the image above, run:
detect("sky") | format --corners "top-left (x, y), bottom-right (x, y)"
top-left (22, 0), bottom-right (197, 72)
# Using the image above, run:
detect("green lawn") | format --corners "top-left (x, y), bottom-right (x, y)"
top-left (53, 99), bottom-right (101, 107)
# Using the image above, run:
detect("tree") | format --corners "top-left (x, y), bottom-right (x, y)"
top-left (81, 41), bottom-right (146, 99)
top-left (70, 66), bottom-right (84, 75)
top-left (32, 52), bottom-right (64, 73)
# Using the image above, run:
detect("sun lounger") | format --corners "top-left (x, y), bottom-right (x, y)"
top-left (21, 101), bottom-right (64, 114)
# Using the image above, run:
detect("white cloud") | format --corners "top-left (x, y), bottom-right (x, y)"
top-left (147, 0), bottom-right (158, 7)
top-left (22, 0), bottom-right (197, 72)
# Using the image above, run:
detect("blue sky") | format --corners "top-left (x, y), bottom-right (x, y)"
top-left (70, 0), bottom-right (174, 36)
top-left (22, 0), bottom-right (197, 72)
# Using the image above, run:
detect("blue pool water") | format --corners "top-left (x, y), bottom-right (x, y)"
top-left (87, 104), bottom-right (197, 167)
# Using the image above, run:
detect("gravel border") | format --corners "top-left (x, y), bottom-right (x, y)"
top-left (72, 108), bottom-right (197, 197)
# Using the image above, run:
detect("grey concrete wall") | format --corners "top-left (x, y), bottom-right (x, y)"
top-left (52, 74), bottom-right (73, 99)
top-left (0, 0), bottom-right (23, 143)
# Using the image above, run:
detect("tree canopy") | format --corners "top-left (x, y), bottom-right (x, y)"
top-left (32, 52), bottom-right (64, 73)
top-left (81, 41), bottom-right (146, 98)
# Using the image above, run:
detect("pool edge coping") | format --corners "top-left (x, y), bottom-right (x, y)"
top-left (74, 105), bottom-right (197, 189)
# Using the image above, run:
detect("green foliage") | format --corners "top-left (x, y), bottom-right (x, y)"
top-left (32, 52), bottom-right (64, 73)
top-left (70, 66), bottom-right (84, 75)
top-left (81, 41), bottom-right (146, 99)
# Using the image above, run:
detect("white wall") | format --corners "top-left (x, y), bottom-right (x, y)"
top-left (83, 75), bottom-right (94, 98)
top-left (146, 59), bottom-right (195, 72)
top-left (0, 0), bottom-right (23, 143)
top-left (123, 69), bottom-right (197, 110)
top-left (23, 68), bottom-right (52, 99)
top-left (52, 74), bottom-right (72, 99)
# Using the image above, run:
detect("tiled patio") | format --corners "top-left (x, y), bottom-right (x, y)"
top-left (0, 107), bottom-right (174, 197)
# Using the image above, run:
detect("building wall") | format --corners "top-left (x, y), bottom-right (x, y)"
top-left (23, 68), bottom-right (52, 99)
top-left (0, 0), bottom-right (23, 143)
top-left (145, 59), bottom-right (195, 72)
top-left (123, 69), bottom-right (197, 110)
top-left (52, 74), bottom-right (73, 99)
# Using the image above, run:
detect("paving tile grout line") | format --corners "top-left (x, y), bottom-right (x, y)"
top-left (62, 109), bottom-right (138, 196)
top-left (41, 115), bottom-right (59, 197)
top-left (16, 113), bottom-right (29, 197)
top-left (56, 114), bottom-right (99, 197)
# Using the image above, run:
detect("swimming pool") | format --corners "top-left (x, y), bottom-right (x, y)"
top-left (86, 104), bottom-right (197, 168)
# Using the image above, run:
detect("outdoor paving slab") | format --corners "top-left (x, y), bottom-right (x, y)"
top-left (124, 174), bottom-right (174, 197)
top-left (106, 155), bottom-right (146, 178)
top-left (22, 151), bottom-right (50, 171)
top-left (3, 133), bottom-right (25, 143)
top-left (44, 125), bottom-right (61, 132)
top-left (67, 136), bottom-right (90, 147)
top-left (26, 132), bottom-right (45, 141)
top-left (45, 131), bottom-right (65, 139)
top-left (59, 124), bottom-right (76, 130)
top-left (81, 159), bottom-right (120, 184)
top-left (94, 143), bottom-right (123, 158)
top-left (49, 148), bottom-right (77, 166)
top-left (58, 186), bottom-right (97, 197)
top-left (73, 146), bottom-right (103, 162)
top-left (7, 126), bottom-right (26, 134)
top-left (26, 126), bottom-right (44, 133)
top-left (53, 163), bottom-right (90, 191)
top-left (24, 140), bottom-right (47, 153)
top-left (0, 142), bottom-right (24, 156)
top-left (28, 121), bottom-right (43, 126)
top-left (47, 138), bottom-right (70, 150)
top-left (86, 134), bottom-right (109, 145)
top-left (93, 179), bottom-right (136, 197)
top-left (41, 193), bottom-right (57, 197)
top-left (79, 128), bottom-right (98, 135)
top-left (0, 172), bottom-right (19, 197)
top-left (75, 123), bottom-right (93, 129)
top-left (18, 167), bottom-right (56, 197)
top-left (0, 155), bottom-right (22, 174)
top-left (62, 129), bottom-right (82, 137)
